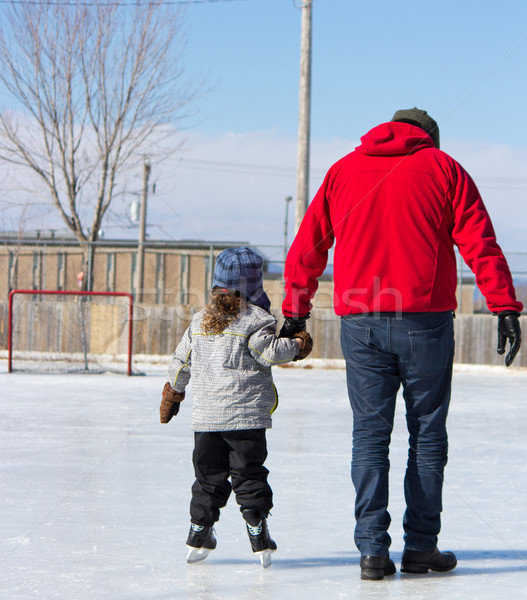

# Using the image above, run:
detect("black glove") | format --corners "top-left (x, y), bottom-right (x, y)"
top-left (279, 314), bottom-right (310, 338)
top-left (497, 311), bottom-right (522, 367)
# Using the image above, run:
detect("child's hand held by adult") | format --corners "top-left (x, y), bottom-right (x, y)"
top-left (294, 330), bottom-right (313, 360)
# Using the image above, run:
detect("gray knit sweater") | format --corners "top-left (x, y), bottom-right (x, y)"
top-left (167, 304), bottom-right (300, 432)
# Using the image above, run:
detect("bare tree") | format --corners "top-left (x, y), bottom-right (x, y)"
top-left (0, 0), bottom-right (197, 288)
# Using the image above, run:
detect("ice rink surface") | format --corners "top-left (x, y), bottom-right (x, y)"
top-left (1, 360), bottom-right (527, 599)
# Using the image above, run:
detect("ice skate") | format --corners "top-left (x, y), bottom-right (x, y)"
top-left (186, 522), bottom-right (217, 564)
top-left (243, 513), bottom-right (277, 568)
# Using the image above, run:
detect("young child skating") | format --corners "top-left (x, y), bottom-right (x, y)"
top-left (160, 247), bottom-right (312, 568)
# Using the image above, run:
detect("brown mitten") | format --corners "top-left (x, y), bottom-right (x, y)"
top-left (294, 330), bottom-right (313, 360)
top-left (160, 381), bottom-right (185, 423)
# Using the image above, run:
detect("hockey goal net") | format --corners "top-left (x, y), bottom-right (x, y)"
top-left (8, 290), bottom-right (134, 375)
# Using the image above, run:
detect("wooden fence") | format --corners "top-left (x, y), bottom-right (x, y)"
top-left (0, 301), bottom-right (525, 367)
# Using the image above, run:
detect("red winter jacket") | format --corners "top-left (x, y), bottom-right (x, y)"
top-left (283, 121), bottom-right (523, 317)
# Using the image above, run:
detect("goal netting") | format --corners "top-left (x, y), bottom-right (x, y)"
top-left (8, 290), bottom-right (134, 375)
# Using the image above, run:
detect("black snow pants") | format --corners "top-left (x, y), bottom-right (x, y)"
top-left (190, 429), bottom-right (273, 527)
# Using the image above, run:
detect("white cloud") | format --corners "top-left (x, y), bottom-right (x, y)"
top-left (146, 131), bottom-right (526, 253)
top-left (145, 130), bottom-right (360, 249)
top-left (445, 140), bottom-right (527, 252)
top-left (2, 128), bottom-right (526, 257)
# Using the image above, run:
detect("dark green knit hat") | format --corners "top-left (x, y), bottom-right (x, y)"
top-left (391, 107), bottom-right (440, 149)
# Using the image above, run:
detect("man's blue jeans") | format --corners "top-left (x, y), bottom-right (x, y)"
top-left (340, 311), bottom-right (454, 557)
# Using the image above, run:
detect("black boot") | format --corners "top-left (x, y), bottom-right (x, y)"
top-left (360, 555), bottom-right (397, 580)
top-left (401, 547), bottom-right (457, 574)
top-left (243, 509), bottom-right (276, 567)
top-left (186, 522), bottom-right (217, 564)
top-left (245, 518), bottom-right (277, 553)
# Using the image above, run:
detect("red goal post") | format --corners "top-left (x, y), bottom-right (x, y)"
top-left (8, 290), bottom-right (134, 376)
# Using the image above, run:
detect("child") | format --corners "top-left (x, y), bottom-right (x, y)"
top-left (160, 247), bottom-right (312, 568)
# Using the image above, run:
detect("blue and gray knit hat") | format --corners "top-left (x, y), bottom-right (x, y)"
top-left (212, 247), bottom-right (271, 313)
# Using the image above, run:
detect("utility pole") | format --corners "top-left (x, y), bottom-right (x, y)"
top-left (136, 157), bottom-right (151, 302)
top-left (295, 0), bottom-right (313, 233)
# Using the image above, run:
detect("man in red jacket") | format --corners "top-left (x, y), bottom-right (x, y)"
top-left (280, 108), bottom-right (523, 580)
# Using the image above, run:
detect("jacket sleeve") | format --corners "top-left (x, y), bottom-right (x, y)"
top-left (282, 170), bottom-right (335, 317)
top-left (248, 316), bottom-right (300, 367)
top-left (450, 159), bottom-right (523, 313)
top-left (167, 325), bottom-right (192, 392)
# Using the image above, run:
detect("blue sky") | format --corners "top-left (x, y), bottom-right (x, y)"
top-left (140, 0), bottom-right (527, 258)
top-left (183, 0), bottom-right (527, 144)
top-left (3, 0), bottom-right (527, 261)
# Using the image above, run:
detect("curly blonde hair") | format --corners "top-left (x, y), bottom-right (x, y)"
top-left (201, 288), bottom-right (246, 334)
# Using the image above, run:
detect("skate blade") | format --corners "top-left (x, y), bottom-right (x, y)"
top-left (257, 549), bottom-right (275, 569)
top-left (186, 546), bottom-right (212, 564)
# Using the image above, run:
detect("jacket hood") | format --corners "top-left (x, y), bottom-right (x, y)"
top-left (356, 121), bottom-right (436, 157)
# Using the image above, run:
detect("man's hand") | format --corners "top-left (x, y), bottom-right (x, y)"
top-left (497, 311), bottom-right (522, 367)
top-left (160, 382), bottom-right (185, 423)
top-left (279, 314), bottom-right (310, 338)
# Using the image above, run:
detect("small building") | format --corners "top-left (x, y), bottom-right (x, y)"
top-left (0, 233), bottom-right (250, 307)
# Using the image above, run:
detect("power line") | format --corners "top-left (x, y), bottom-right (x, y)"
top-left (177, 157), bottom-right (296, 173)
top-left (170, 157), bottom-right (326, 179)
top-left (170, 157), bottom-right (527, 189)
top-left (174, 157), bottom-right (317, 176)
